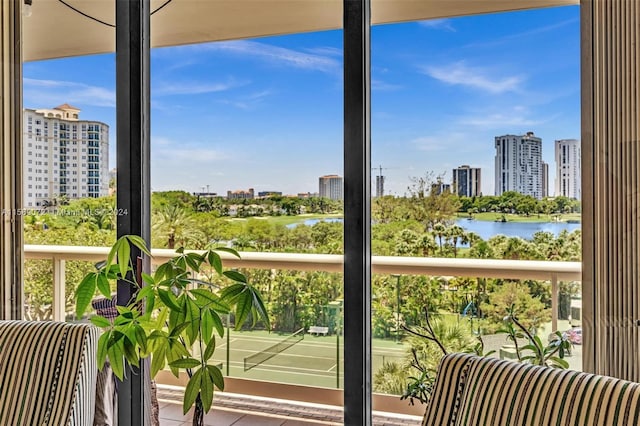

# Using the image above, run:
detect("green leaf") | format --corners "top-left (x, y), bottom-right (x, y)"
top-left (141, 272), bottom-right (155, 286)
top-left (207, 364), bottom-right (225, 391)
top-left (150, 343), bottom-right (167, 377)
top-left (107, 339), bottom-right (125, 380)
top-left (169, 358), bottom-right (201, 369)
top-left (169, 321), bottom-right (191, 338)
top-left (201, 367), bottom-right (214, 413)
top-left (206, 250), bottom-right (223, 274)
top-left (550, 356), bottom-right (569, 369)
top-left (135, 285), bottom-right (154, 302)
top-left (158, 288), bottom-right (183, 311)
top-left (75, 272), bottom-right (97, 318)
top-left (96, 332), bottom-right (110, 369)
top-left (117, 238), bottom-right (131, 279)
top-left (212, 247), bottom-right (241, 258)
top-left (185, 252), bottom-right (203, 272)
top-left (219, 283), bottom-right (246, 302)
top-left (122, 337), bottom-right (140, 367)
top-left (183, 368), bottom-right (203, 414)
top-left (90, 315), bottom-right (112, 328)
top-left (185, 298), bottom-right (200, 345)
top-left (203, 337), bottom-right (216, 362)
top-left (96, 273), bottom-right (111, 298)
top-left (201, 309), bottom-right (213, 344)
top-left (190, 289), bottom-right (230, 313)
top-left (134, 325), bottom-right (148, 353)
top-left (125, 235), bottom-right (152, 257)
top-left (233, 290), bottom-right (253, 330)
top-left (249, 287), bottom-right (270, 329)
top-left (223, 270), bottom-right (247, 283)
top-left (105, 237), bottom-right (121, 269)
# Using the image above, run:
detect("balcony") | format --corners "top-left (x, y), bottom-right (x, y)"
top-left (24, 244), bottom-right (581, 422)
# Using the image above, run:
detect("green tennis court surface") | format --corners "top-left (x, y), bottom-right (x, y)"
top-left (210, 330), bottom-right (406, 388)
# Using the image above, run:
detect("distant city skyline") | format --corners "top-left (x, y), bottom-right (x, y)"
top-left (23, 6), bottom-right (580, 196)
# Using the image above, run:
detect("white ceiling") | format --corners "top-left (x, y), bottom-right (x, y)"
top-left (23, 0), bottom-right (578, 61)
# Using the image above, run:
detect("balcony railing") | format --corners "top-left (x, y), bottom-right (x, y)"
top-left (24, 244), bottom-right (581, 329)
top-left (23, 244), bottom-right (582, 414)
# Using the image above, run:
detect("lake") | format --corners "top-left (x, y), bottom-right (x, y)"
top-left (291, 217), bottom-right (580, 241)
top-left (455, 219), bottom-right (581, 241)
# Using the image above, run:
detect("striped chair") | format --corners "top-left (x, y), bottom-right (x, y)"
top-left (0, 321), bottom-right (99, 426)
top-left (423, 353), bottom-right (640, 426)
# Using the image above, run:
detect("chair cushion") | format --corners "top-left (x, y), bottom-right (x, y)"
top-left (455, 356), bottom-right (640, 426)
top-left (0, 321), bottom-right (99, 426)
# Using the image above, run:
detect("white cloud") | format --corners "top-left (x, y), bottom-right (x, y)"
top-left (154, 79), bottom-right (247, 96)
top-left (419, 19), bottom-right (456, 32)
top-left (422, 62), bottom-right (524, 94)
top-left (372, 79), bottom-right (402, 91)
top-left (203, 40), bottom-right (340, 74)
top-left (23, 78), bottom-right (115, 107)
top-left (460, 113), bottom-right (542, 129)
top-left (220, 89), bottom-right (274, 110)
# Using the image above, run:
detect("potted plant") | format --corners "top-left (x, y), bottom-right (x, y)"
top-left (75, 235), bottom-right (269, 426)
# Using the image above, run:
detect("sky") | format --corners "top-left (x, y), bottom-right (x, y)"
top-left (23, 5), bottom-right (580, 197)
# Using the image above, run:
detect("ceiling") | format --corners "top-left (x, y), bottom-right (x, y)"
top-left (23, 0), bottom-right (578, 62)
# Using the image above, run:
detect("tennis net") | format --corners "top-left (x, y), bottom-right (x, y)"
top-left (244, 328), bottom-right (305, 371)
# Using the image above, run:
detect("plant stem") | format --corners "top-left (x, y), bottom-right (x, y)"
top-left (192, 394), bottom-right (204, 426)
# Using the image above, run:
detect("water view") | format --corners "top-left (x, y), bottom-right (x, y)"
top-left (292, 217), bottom-right (580, 241)
top-left (455, 219), bottom-right (581, 241)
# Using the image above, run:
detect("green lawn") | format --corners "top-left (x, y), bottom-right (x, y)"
top-left (228, 213), bottom-right (343, 227)
top-left (456, 212), bottom-right (581, 223)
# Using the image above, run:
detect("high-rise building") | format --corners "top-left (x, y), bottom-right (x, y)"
top-left (555, 139), bottom-right (581, 199)
top-left (541, 161), bottom-right (549, 198)
top-left (319, 174), bottom-right (343, 200)
top-left (23, 104), bottom-right (109, 207)
top-left (494, 132), bottom-right (543, 199)
top-left (452, 165), bottom-right (481, 197)
top-left (375, 175), bottom-right (385, 197)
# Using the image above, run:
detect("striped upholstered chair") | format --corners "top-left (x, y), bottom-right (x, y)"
top-left (0, 321), bottom-right (99, 426)
top-left (423, 352), bottom-right (640, 426)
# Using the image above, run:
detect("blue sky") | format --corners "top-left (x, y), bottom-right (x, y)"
top-left (23, 5), bottom-right (579, 197)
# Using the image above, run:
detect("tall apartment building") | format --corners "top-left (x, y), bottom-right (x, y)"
top-left (452, 165), bottom-right (481, 197)
top-left (494, 132), bottom-right (543, 199)
top-left (555, 139), bottom-right (581, 199)
top-left (541, 161), bottom-right (549, 198)
top-left (23, 104), bottom-right (109, 208)
top-left (375, 175), bottom-right (385, 197)
top-left (319, 174), bottom-right (343, 200)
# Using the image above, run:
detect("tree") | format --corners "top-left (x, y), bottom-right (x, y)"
top-left (406, 173), bottom-right (460, 231)
top-left (481, 282), bottom-right (550, 332)
top-left (446, 224), bottom-right (468, 258)
top-left (152, 205), bottom-right (195, 249)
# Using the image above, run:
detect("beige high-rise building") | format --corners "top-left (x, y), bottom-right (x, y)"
top-left (23, 104), bottom-right (109, 207)
top-left (319, 174), bottom-right (343, 200)
top-left (554, 139), bottom-right (581, 200)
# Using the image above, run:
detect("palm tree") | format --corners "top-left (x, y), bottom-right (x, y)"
top-left (432, 222), bottom-right (446, 255)
top-left (447, 224), bottom-right (467, 258)
top-left (152, 205), bottom-right (194, 249)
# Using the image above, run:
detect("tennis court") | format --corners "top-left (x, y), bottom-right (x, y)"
top-left (210, 329), bottom-right (406, 389)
